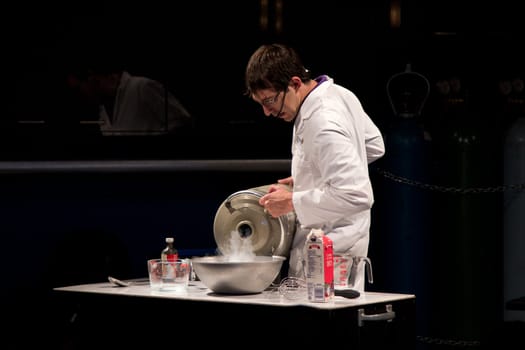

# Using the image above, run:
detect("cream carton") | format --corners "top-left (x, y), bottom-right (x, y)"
top-left (304, 228), bottom-right (334, 302)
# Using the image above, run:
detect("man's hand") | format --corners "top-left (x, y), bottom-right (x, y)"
top-left (259, 183), bottom-right (294, 217)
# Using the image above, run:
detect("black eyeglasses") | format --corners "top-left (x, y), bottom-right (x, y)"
top-left (261, 91), bottom-right (283, 107)
top-left (273, 89), bottom-right (287, 117)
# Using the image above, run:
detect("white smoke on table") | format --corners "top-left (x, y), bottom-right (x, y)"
top-left (225, 230), bottom-right (256, 261)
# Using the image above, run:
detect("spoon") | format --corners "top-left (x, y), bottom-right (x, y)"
top-left (108, 276), bottom-right (132, 287)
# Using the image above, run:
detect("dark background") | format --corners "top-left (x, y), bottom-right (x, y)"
top-left (3, 1), bottom-right (523, 160)
top-left (1, 1), bottom-right (524, 349)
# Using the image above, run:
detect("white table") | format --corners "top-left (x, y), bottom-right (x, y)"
top-left (54, 279), bottom-right (416, 349)
top-left (54, 279), bottom-right (414, 309)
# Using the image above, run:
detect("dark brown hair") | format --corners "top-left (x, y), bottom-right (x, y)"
top-left (245, 43), bottom-right (311, 96)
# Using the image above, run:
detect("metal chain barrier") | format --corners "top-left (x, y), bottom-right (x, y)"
top-left (375, 167), bottom-right (523, 347)
top-left (375, 167), bottom-right (525, 194)
top-left (416, 335), bottom-right (481, 348)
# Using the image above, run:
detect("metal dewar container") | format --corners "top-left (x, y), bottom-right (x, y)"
top-left (213, 185), bottom-right (296, 257)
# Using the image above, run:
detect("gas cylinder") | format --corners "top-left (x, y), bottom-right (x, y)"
top-left (502, 77), bottom-right (525, 322)
top-left (429, 73), bottom-right (501, 341)
top-left (376, 63), bottom-right (432, 335)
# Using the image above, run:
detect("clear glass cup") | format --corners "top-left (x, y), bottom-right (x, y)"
top-left (147, 258), bottom-right (191, 292)
top-left (333, 255), bottom-right (373, 292)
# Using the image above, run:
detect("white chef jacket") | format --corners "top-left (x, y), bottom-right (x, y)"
top-left (287, 76), bottom-right (385, 292)
top-left (99, 71), bottom-right (192, 136)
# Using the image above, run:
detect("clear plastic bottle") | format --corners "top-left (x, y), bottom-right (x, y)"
top-left (161, 237), bottom-right (179, 262)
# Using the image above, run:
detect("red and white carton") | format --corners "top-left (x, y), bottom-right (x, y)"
top-left (304, 228), bottom-right (334, 302)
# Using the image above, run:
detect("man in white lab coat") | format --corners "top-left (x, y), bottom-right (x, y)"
top-left (245, 44), bottom-right (385, 292)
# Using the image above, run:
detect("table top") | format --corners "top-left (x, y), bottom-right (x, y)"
top-left (54, 279), bottom-right (415, 310)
